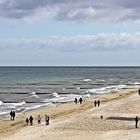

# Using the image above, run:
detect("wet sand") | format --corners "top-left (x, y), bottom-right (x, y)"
top-left (0, 89), bottom-right (140, 140)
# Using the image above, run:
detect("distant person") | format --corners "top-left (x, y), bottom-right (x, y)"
top-left (12, 111), bottom-right (15, 120)
top-left (79, 97), bottom-right (83, 104)
top-left (37, 115), bottom-right (41, 124)
top-left (74, 98), bottom-right (78, 104)
top-left (94, 100), bottom-right (97, 107)
top-left (29, 115), bottom-right (33, 125)
top-left (45, 114), bottom-right (50, 125)
top-left (101, 115), bottom-right (103, 119)
top-left (135, 116), bottom-right (138, 128)
top-left (10, 111), bottom-right (13, 120)
top-left (138, 89), bottom-right (140, 95)
top-left (97, 100), bottom-right (100, 107)
top-left (25, 117), bottom-right (29, 125)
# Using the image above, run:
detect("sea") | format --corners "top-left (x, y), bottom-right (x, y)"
top-left (0, 66), bottom-right (140, 116)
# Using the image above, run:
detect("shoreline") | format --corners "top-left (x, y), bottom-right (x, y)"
top-left (0, 88), bottom-right (139, 140)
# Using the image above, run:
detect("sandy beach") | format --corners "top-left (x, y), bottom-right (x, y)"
top-left (0, 89), bottom-right (140, 140)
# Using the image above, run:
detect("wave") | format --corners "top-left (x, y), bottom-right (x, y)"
top-left (95, 79), bottom-right (105, 82)
top-left (0, 100), bottom-right (3, 105)
top-left (30, 91), bottom-right (39, 98)
top-left (51, 92), bottom-right (60, 98)
top-left (127, 82), bottom-right (140, 85)
top-left (30, 95), bottom-right (39, 98)
top-left (83, 93), bottom-right (91, 98)
top-left (0, 111), bottom-right (10, 116)
top-left (31, 91), bottom-right (36, 95)
top-left (4, 101), bottom-right (26, 107)
top-left (87, 85), bottom-right (127, 94)
top-left (83, 79), bottom-right (92, 82)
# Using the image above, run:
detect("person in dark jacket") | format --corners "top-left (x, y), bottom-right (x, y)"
top-left (94, 100), bottom-right (97, 107)
top-left (45, 114), bottom-right (50, 125)
top-left (79, 97), bottom-right (83, 104)
top-left (97, 100), bottom-right (100, 107)
top-left (135, 116), bottom-right (138, 128)
top-left (29, 115), bottom-right (33, 125)
top-left (12, 111), bottom-right (15, 120)
top-left (74, 98), bottom-right (78, 104)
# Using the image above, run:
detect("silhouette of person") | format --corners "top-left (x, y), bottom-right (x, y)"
top-left (74, 98), bottom-right (78, 104)
top-left (138, 89), bottom-right (140, 95)
top-left (101, 115), bottom-right (103, 119)
top-left (10, 111), bottom-right (13, 120)
top-left (12, 111), bottom-right (15, 120)
top-left (45, 114), bottom-right (49, 125)
top-left (97, 100), bottom-right (100, 107)
top-left (94, 100), bottom-right (97, 107)
top-left (38, 115), bottom-right (41, 124)
top-left (25, 117), bottom-right (29, 125)
top-left (135, 116), bottom-right (138, 128)
top-left (79, 98), bottom-right (83, 104)
top-left (29, 115), bottom-right (33, 125)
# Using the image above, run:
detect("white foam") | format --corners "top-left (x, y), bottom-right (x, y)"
top-left (31, 91), bottom-right (36, 95)
top-left (29, 91), bottom-right (39, 98)
top-left (96, 79), bottom-right (105, 82)
top-left (130, 82), bottom-right (140, 85)
top-left (87, 85), bottom-right (127, 94)
top-left (5, 101), bottom-right (26, 107)
top-left (83, 79), bottom-right (92, 82)
top-left (51, 92), bottom-right (60, 98)
top-left (83, 94), bottom-right (91, 98)
top-left (0, 101), bottom-right (3, 105)
top-left (30, 95), bottom-right (39, 98)
top-left (0, 111), bottom-right (10, 116)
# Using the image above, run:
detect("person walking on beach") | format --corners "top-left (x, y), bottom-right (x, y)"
top-left (29, 115), bottom-right (33, 125)
top-left (135, 116), bottom-right (138, 128)
top-left (97, 100), bottom-right (100, 107)
top-left (138, 89), bottom-right (140, 95)
top-left (25, 117), bottom-right (29, 125)
top-left (74, 98), bottom-right (78, 104)
top-left (94, 100), bottom-right (97, 107)
top-left (12, 111), bottom-right (15, 120)
top-left (37, 115), bottom-right (41, 124)
top-left (45, 114), bottom-right (50, 125)
top-left (79, 97), bottom-right (83, 104)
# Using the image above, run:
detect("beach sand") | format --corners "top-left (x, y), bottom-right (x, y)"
top-left (0, 89), bottom-right (140, 140)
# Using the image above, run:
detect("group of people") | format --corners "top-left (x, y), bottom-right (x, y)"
top-left (25, 114), bottom-right (49, 126)
top-left (94, 100), bottom-right (100, 107)
top-left (74, 97), bottom-right (83, 104)
top-left (25, 115), bottom-right (34, 125)
top-left (10, 111), bottom-right (16, 120)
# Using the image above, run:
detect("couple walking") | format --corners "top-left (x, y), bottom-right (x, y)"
top-left (25, 115), bottom-right (33, 125)
top-left (94, 100), bottom-right (100, 107)
top-left (10, 111), bottom-right (16, 120)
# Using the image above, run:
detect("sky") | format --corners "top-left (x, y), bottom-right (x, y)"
top-left (0, 0), bottom-right (140, 66)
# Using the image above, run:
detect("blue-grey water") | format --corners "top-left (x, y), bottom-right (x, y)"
top-left (0, 66), bottom-right (140, 115)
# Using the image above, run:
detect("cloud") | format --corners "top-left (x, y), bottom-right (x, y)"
top-left (0, 33), bottom-right (140, 53)
top-left (0, 0), bottom-right (140, 23)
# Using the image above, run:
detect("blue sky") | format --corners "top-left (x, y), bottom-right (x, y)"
top-left (0, 0), bottom-right (140, 66)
